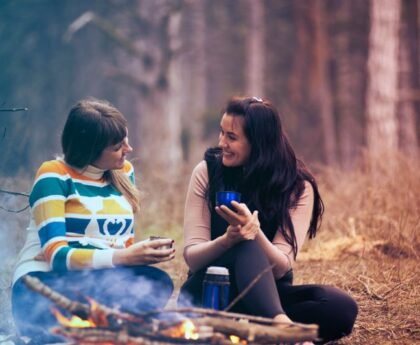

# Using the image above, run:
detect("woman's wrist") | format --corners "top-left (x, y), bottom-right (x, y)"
top-left (218, 233), bottom-right (234, 249)
top-left (112, 249), bottom-right (127, 266)
top-left (255, 228), bottom-right (265, 242)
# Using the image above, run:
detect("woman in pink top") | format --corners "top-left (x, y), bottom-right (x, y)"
top-left (179, 96), bottom-right (357, 344)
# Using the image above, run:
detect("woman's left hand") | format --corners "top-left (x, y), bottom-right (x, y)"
top-left (224, 210), bottom-right (260, 246)
top-left (215, 201), bottom-right (253, 226)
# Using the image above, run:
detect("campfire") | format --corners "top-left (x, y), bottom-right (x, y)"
top-left (22, 275), bottom-right (318, 344)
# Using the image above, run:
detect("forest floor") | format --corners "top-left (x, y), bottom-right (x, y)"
top-left (0, 153), bottom-right (419, 344)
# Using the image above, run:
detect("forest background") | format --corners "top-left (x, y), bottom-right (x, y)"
top-left (0, 0), bottom-right (419, 344)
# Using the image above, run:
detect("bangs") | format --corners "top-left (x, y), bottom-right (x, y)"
top-left (101, 114), bottom-right (127, 146)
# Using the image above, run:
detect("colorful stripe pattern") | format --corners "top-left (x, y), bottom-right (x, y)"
top-left (29, 160), bottom-right (135, 271)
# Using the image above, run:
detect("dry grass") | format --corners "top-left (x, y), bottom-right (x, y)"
top-left (295, 153), bottom-right (420, 344)
top-left (1, 153), bottom-right (419, 344)
top-left (142, 153), bottom-right (420, 344)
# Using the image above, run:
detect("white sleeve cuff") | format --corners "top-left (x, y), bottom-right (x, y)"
top-left (92, 249), bottom-right (115, 269)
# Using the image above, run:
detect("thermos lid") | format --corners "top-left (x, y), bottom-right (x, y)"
top-left (206, 266), bottom-right (229, 275)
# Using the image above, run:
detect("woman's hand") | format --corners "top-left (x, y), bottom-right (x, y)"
top-left (215, 201), bottom-right (253, 226)
top-left (112, 238), bottom-right (175, 266)
top-left (223, 210), bottom-right (260, 247)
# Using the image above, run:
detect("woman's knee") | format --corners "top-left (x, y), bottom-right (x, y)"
top-left (232, 240), bottom-right (267, 262)
top-left (318, 286), bottom-right (358, 341)
top-left (140, 266), bottom-right (174, 294)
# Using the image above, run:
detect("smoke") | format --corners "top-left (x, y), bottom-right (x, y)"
top-left (0, 178), bottom-right (31, 333)
top-left (0, 193), bottom-right (30, 265)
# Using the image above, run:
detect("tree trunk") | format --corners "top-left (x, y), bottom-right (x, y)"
top-left (332, 0), bottom-right (368, 169)
top-left (129, 1), bottom-right (182, 180)
top-left (366, 0), bottom-right (401, 155)
top-left (246, 0), bottom-right (265, 97)
top-left (183, 0), bottom-right (208, 164)
top-left (311, 0), bottom-right (337, 165)
top-left (397, 0), bottom-right (419, 157)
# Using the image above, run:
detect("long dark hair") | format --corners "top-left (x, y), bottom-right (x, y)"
top-left (61, 98), bottom-right (140, 212)
top-left (206, 96), bottom-right (324, 258)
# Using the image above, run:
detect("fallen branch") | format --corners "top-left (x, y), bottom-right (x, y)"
top-left (53, 326), bottom-right (232, 345)
top-left (22, 275), bottom-right (90, 319)
top-left (193, 317), bottom-right (318, 343)
top-left (22, 275), bottom-right (144, 325)
top-left (148, 307), bottom-right (283, 326)
top-left (24, 275), bottom-right (319, 344)
top-left (354, 275), bottom-right (384, 300)
top-left (52, 327), bottom-right (150, 345)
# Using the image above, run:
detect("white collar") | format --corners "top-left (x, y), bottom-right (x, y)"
top-left (82, 164), bottom-right (106, 180)
top-left (60, 158), bottom-right (106, 180)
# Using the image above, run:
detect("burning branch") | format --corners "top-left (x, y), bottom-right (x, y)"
top-left (22, 275), bottom-right (91, 319)
top-left (193, 317), bottom-right (318, 343)
top-left (22, 275), bottom-right (144, 325)
top-left (145, 310), bottom-right (318, 343)
top-left (149, 307), bottom-right (282, 326)
top-left (52, 327), bottom-right (149, 345)
top-left (22, 275), bottom-right (319, 344)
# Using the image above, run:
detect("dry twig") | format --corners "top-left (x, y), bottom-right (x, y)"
top-left (224, 263), bottom-right (277, 312)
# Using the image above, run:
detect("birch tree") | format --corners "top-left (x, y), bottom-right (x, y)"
top-left (397, 0), bottom-right (419, 157)
top-left (182, 0), bottom-right (208, 164)
top-left (246, 0), bottom-right (265, 97)
top-left (366, 0), bottom-right (401, 156)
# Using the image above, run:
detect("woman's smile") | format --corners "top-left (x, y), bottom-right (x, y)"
top-left (218, 114), bottom-right (251, 167)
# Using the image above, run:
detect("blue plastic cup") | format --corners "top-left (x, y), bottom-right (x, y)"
top-left (216, 191), bottom-right (241, 209)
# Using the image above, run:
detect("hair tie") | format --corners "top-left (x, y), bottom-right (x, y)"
top-left (252, 96), bottom-right (263, 102)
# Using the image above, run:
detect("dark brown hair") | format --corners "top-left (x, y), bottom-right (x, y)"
top-left (207, 96), bottom-right (324, 258)
top-left (61, 98), bottom-right (140, 212)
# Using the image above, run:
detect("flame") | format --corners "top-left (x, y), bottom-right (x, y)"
top-left (52, 308), bottom-right (95, 328)
top-left (52, 297), bottom-right (109, 329)
top-left (183, 320), bottom-right (199, 340)
top-left (230, 335), bottom-right (240, 343)
top-left (161, 319), bottom-right (199, 340)
top-left (87, 297), bottom-right (109, 327)
top-left (229, 334), bottom-right (247, 344)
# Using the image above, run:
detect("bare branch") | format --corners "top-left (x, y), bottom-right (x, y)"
top-left (63, 11), bottom-right (95, 41)
top-left (0, 188), bottom-right (30, 213)
top-left (104, 67), bottom-right (150, 96)
top-left (0, 205), bottom-right (29, 213)
top-left (0, 107), bottom-right (28, 112)
top-left (64, 11), bottom-right (151, 62)
top-left (0, 189), bottom-right (29, 197)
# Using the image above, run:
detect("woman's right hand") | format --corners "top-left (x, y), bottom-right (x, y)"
top-left (112, 238), bottom-right (175, 266)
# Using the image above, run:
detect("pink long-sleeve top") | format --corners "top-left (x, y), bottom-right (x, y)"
top-left (183, 160), bottom-right (314, 279)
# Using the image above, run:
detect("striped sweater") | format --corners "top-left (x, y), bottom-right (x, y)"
top-left (13, 159), bottom-right (135, 284)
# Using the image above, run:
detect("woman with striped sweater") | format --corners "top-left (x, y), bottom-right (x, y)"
top-left (12, 99), bottom-right (174, 343)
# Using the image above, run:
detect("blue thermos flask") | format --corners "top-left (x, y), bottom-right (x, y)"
top-left (202, 266), bottom-right (230, 310)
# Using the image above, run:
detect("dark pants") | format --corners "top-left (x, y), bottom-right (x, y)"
top-left (12, 266), bottom-right (173, 344)
top-left (179, 241), bottom-right (358, 343)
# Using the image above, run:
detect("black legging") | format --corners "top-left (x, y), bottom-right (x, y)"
top-left (179, 241), bottom-right (358, 343)
top-left (12, 266), bottom-right (173, 344)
